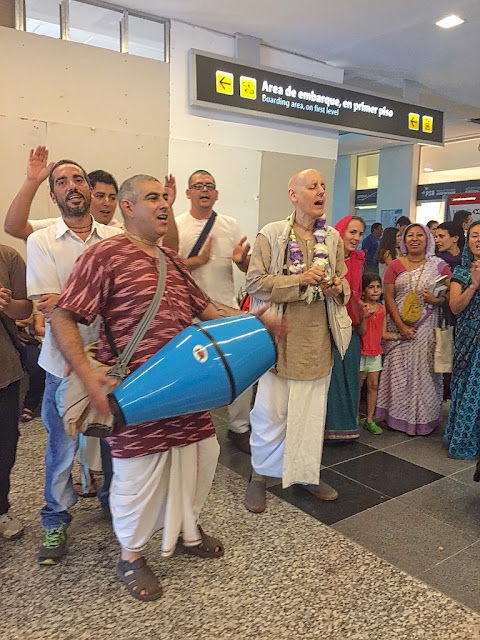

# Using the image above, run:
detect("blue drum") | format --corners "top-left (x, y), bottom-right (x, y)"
top-left (109, 314), bottom-right (277, 427)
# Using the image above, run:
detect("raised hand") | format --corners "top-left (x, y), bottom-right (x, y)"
top-left (164, 174), bottom-right (177, 208)
top-left (233, 236), bottom-right (250, 265)
top-left (470, 263), bottom-right (480, 289)
top-left (27, 146), bottom-right (54, 185)
top-left (198, 235), bottom-right (214, 266)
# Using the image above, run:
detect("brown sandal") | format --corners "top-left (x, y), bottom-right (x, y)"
top-left (117, 557), bottom-right (162, 602)
top-left (177, 525), bottom-right (224, 559)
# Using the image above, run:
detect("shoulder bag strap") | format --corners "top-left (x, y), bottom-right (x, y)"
top-left (109, 247), bottom-right (167, 379)
top-left (187, 211), bottom-right (217, 258)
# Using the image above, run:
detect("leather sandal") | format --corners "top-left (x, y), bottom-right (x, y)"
top-left (177, 525), bottom-right (224, 559)
top-left (117, 557), bottom-right (162, 602)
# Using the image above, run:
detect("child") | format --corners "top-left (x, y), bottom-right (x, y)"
top-left (358, 272), bottom-right (400, 434)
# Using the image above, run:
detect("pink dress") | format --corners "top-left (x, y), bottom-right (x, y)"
top-left (376, 257), bottom-right (450, 435)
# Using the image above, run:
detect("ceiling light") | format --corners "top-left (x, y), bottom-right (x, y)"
top-left (424, 167), bottom-right (434, 172)
top-left (436, 15), bottom-right (464, 29)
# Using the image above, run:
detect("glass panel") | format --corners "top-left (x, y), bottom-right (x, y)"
top-left (26, 0), bottom-right (60, 39)
top-left (69, 1), bottom-right (121, 52)
top-left (128, 15), bottom-right (165, 61)
top-left (356, 153), bottom-right (379, 190)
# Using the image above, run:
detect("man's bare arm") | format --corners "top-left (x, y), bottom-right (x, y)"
top-left (50, 307), bottom-right (115, 415)
top-left (4, 146), bottom-right (54, 240)
top-left (184, 236), bottom-right (214, 272)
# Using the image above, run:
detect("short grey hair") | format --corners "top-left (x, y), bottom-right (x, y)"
top-left (118, 174), bottom-right (160, 217)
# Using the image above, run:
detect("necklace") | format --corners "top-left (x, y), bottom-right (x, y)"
top-left (288, 214), bottom-right (329, 304)
top-left (125, 230), bottom-right (158, 247)
top-left (68, 223), bottom-right (92, 232)
top-left (294, 220), bottom-right (314, 233)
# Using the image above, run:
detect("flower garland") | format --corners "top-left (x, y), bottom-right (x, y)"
top-left (288, 214), bottom-right (330, 304)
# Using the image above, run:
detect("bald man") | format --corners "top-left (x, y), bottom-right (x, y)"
top-left (244, 169), bottom-right (350, 512)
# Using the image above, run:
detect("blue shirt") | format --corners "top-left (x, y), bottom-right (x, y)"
top-left (362, 234), bottom-right (380, 266)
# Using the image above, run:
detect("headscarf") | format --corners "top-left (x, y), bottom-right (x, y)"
top-left (452, 221), bottom-right (480, 287)
top-left (335, 215), bottom-right (365, 325)
top-left (400, 223), bottom-right (435, 258)
top-left (334, 215), bottom-right (365, 303)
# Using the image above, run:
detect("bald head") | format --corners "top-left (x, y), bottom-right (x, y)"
top-left (288, 168), bottom-right (326, 222)
top-left (288, 168), bottom-right (325, 192)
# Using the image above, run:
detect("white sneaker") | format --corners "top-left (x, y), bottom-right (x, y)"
top-left (0, 512), bottom-right (24, 540)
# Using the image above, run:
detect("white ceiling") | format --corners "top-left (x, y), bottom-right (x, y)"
top-left (75, 0), bottom-right (480, 154)
top-left (109, 0), bottom-right (480, 112)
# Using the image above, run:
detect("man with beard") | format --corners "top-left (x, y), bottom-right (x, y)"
top-left (24, 159), bottom-right (122, 564)
top-left (4, 146), bottom-right (178, 250)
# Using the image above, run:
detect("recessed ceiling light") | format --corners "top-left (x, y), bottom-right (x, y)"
top-left (424, 167), bottom-right (434, 172)
top-left (436, 14), bottom-right (464, 29)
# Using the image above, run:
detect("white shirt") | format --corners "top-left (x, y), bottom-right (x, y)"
top-left (176, 211), bottom-right (243, 308)
top-left (30, 216), bottom-right (124, 231)
top-left (26, 217), bottom-right (123, 377)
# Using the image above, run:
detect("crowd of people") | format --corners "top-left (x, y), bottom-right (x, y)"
top-left (1, 147), bottom-right (479, 603)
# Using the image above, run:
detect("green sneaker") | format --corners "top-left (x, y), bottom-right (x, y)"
top-left (38, 524), bottom-right (68, 565)
top-left (363, 421), bottom-right (383, 435)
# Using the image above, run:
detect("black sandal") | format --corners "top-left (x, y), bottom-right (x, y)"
top-left (117, 557), bottom-right (162, 602)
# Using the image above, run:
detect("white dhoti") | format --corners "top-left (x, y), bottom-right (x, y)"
top-left (110, 436), bottom-right (220, 556)
top-left (250, 370), bottom-right (331, 488)
top-left (227, 387), bottom-right (253, 434)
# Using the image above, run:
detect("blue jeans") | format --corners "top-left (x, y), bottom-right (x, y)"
top-left (40, 373), bottom-right (113, 528)
top-left (40, 373), bottom-right (78, 529)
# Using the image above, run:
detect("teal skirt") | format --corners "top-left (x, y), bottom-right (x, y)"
top-left (324, 331), bottom-right (361, 441)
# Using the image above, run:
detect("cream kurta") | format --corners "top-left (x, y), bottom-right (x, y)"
top-left (247, 233), bottom-right (347, 380)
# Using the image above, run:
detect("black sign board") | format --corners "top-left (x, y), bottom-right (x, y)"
top-left (417, 179), bottom-right (480, 201)
top-left (355, 189), bottom-right (378, 206)
top-left (190, 51), bottom-right (444, 145)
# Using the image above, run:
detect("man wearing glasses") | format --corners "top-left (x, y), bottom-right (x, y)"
top-left (176, 170), bottom-right (252, 453)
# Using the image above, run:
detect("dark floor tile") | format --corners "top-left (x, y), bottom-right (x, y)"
top-left (218, 450), bottom-right (252, 479)
top-left (332, 450), bottom-right (444, 498)
top-left (267, 468), bottom-right (390, 526)
top-left (422, 541), bottom-right (480, 613)
top-left (321, 440), bottom-right (376, 467)
top-left (398, 477), bottom-right (480, 538)
top-left (333, 500), bottom-right (477, 576)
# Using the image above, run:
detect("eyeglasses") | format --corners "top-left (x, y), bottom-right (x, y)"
top-left (190, 182), bottom-right (216, 191)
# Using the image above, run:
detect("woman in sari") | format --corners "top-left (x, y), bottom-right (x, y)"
top-left (324, 215), bottom-right (366, 441)
top-left (376, 224), bottom-right (451, 435)
top-left (444, 221), bottom-right (480, 459)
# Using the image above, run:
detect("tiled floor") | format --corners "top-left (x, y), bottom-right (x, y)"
top-left (2, 409), bottom-right (480, 639)
top-left (214, 405), bottom-right (480, 614)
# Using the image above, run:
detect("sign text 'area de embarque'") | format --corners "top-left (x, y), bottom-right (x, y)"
top-left (191, 52), bottom-right (443, 145)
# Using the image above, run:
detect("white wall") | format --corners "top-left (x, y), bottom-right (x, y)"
top-left (376, 144), bottom-right (420, 223)
top-left (332, 154), bottom-right (356, 225)
top-left (0, 27), bottom-right (170, 255)
top-left (169, 21), bottom-right (342, 247)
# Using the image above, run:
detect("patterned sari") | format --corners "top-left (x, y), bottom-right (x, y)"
top-left (376, 225), bottom-right (450, 436)
top-left (444, 238), bottom-right (480, 459)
